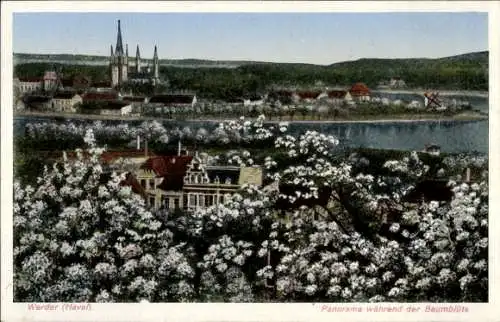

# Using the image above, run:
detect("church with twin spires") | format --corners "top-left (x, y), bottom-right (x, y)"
top-left (109, 20), bottom-right (161, 88)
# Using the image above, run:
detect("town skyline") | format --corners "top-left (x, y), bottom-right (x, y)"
top-left (13, 12), bottom-right (487, 65)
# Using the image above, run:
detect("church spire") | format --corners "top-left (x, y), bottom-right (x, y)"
top-left (115, 19), bottom-right (124, 55)
top-left (135, 45), bottom-right (141, 73)
top-left (110, 45), bottom-right (114, 57)
top-left (153, 45), bottom-right (159, 80)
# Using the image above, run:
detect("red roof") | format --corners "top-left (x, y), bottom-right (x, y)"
top-left (18, 77), bottom-right (42, 83)
top-left (142, 155), bottom-right (194, 192)
top-left (82, 92), bottom-right (119, 101)
top-left (328, 90), bottom-right (348, 99)
top-left (141, 155), bottom-right (193, 177)
top-left (123, 96), bottom-right (146, 102)
top-left (296, 91), bottom-right (322, 100)
top-left (349, 83), bottom-right (371, 96)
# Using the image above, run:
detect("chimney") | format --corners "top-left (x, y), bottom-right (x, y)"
top-left (178, 140), bottom-right (181, 156)
top-left (137, 135), bottom-right (141, 150)
top-left (466, 167), bottom-right (471, 183)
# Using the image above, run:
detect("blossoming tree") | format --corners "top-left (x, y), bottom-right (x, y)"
top-left (14, 116), bottom-right (488, 303)
top-left (14, 129), bottom-right (194, 302)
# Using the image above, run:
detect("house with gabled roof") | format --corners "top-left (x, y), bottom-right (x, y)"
top-left (52, 92), bottom-right (82, 113)
top-left (136, 154), bottom-right (194, 208)
top-left (134, 147), bottom-right (263, 210)
top-left (16, 77), bottom-right (44, 95)
top-left (295, 90), bottom-right (322, 103)
top-left (349, 83), bottom-right (371, 102)
top-left (318, 90), bottom-right (353, 105)
top-left (148, 93), bottom-right (197, 108)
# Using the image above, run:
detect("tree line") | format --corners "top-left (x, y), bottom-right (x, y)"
top-left (14, 53), bottom-right (488, 101)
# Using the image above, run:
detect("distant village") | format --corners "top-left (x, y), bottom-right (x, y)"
top-left (14, 20), bottom-right (474, 118)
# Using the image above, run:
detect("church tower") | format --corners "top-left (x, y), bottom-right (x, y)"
top-left (135, 45), bottom-right (141, 73)
top-left (110, 44), bottom-right (118, 87)
top-left (153, 45), bottom-right (159, 84)
top-left (110, 20), bottom-right (128, 88)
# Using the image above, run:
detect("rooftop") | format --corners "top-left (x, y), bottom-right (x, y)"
top-left (350, 83), bottom-right (371, 95)
top-left (149, 94), bottom-right (196, 105)
top-left (82, 92), bottom-right (119, 101)
top-left (296, 91), bottom-right (322, 100)
top-left (327, 90), bottom-right (349, 98)
top-left (53, 91), bottom-right (78, 99)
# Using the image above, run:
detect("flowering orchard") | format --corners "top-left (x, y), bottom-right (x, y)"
top-left (14, 115), bottom-right (488, 302)
top-left (21, 116), bottom-right (279, 151)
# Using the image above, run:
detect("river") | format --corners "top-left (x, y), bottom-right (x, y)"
top-left (13, 116), bottom-right (488, 154)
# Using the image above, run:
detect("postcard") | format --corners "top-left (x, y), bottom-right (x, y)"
top-left (1, 1), bottom-right (498, 322)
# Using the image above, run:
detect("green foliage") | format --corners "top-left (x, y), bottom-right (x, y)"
top-left (14, 63), bottom-right (108, 83)
top-left (14, 51), bottom-right (488, 102)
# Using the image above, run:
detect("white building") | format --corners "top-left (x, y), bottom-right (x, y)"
top-left (244, 96), bottom-right (266, 107)
top-left (51, 92), bottom-right (82, 113)
top-left (16, 77), bottom-right (43, 95)
top-left (100, 102), bottom-right (132, 116)
top-left (407, 100), bottom-right (423, 109)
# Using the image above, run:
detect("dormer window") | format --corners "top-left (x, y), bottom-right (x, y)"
top-left (214, 176), bottom-right (220, 184)
top-left (225, 177), bottom-right (232, 185)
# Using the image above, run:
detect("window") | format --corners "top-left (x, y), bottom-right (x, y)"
top-left (189, 194), bottom-right (196, 207)
top-left (225, 177), bottom-right (232, 185)
top-left (198, 194), bottom-right (205, 207)
top-left (149, 197), bottom-right (155, 207)
top-left (183, 195), bottom-right (188, 209)
top-left (164, 197), bottom-right (170, 209)
top-left (205, 195), bottom-right (213, 207)
top-left (174, 198), bottom-right (180, 209)
top-left (219, 195), bottom-right (224, 204)
top-left (140, 179), bottom-right (146, 189)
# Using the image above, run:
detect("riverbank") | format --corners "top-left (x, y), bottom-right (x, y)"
top-left (14, 111), bottom-right (488, 124)
top-left (374, 88), bottom-right (489, 98)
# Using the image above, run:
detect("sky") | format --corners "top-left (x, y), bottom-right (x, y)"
top-left (12, 12), bottom-right (488, 65)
